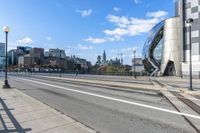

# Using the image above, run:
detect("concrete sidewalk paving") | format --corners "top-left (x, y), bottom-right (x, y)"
top-left (0, 82), bottom-right (96, 133)
top-left (182, 90), bottom-right (200, 99)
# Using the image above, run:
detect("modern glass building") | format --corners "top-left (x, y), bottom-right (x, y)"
top-left (0, 42), bottom-right (5, 70)
top-left (142, 0), bottom-right (200, 78)
top-left (142, 17), bottom-right (181, 77)
top-left (142, 21), bottom-right (164, 76)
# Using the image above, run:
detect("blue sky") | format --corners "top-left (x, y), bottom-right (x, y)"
top-left (0, 0), bottom-right (176, 65)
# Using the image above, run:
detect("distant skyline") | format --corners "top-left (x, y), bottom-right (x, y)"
top-left (0, 0), bottom-right (176, 65)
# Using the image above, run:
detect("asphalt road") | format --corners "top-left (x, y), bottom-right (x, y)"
top-left (0, 75), bottom-right (198, 133)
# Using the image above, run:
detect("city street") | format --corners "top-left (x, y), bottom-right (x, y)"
top-left (0, 74), bottom-right (198, 133)
top-left (1, 0), bottom-right (200, 133)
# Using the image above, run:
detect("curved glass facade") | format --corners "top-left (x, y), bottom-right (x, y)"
top-left (142, 21), bottom-right (164, 74)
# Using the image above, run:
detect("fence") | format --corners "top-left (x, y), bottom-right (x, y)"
top-left (7, 69), bottom-right (148, 77)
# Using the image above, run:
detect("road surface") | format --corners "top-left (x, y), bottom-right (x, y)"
top-left (0, 74), bottom-right (198, 133)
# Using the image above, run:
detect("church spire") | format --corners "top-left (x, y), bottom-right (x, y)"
top-left (103, 50), bottom-right (106, 63)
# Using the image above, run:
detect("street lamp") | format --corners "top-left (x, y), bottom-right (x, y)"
top-left (186, 18), bottom-right (193, 91)
top-left (133, 49), bottom-right (136, 79)
top-left (30, 57), bottom-right (32, 75)
top-left (59, 50), bottom-right (61, 78)
top-left (49, 60), bottom-right (51, 74)
top-left (3, 26), bottom-right (11, 88)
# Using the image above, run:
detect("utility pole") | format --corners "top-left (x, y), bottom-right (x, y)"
top-left (133, 49), bottom-right (136, 78)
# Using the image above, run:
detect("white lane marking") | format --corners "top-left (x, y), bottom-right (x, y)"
top-left (15, 77), bottom-right (200, 120)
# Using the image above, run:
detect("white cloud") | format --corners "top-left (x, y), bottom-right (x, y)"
top-left (107, 14), bottom-right (130, 28)
top-left (128, 18), bottom-right (160, 36)
top-left (17, 37), bottom-right (33, 44)
top-left (106, 36), bottom-right (123, 42)
top-left (84, 37), bottom-right (107, 44)
top-left (104, 28), bottom-right (128, 36)
top-left (104, 16), bottom-right (159, 37)
top-left (82, 10), bottom-right (168, 44)
top-left (78, 44), bottom-right (93, 50)
top-left (104, 11), bottom-right (167, 38)
top-left (146, 11), bottom-right (168, 18)
top-left (77, 9), bottom-right (92, 17)
top-left (113, 7), bottom-right (121, 12)
top-left (45, 37), bottom-right (52, 41)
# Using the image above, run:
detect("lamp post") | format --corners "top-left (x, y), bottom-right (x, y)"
top-left (133, 49), bottom-right (136, 79)
top-left (34, 62), bottom-right (36, 74)
top-left (49, 60), bottom-right (51, 74)
top-left (30, 57), bottom-right (32, 75)
top-left (59, 50), bottom-right (61, 78)
top-left (3, 26), bottom-right (11, 88)
top-left (186, 18), bottom-right (193, 91)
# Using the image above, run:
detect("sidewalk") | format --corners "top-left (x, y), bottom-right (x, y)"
top-left (0, 82), bottom-right (96, 133)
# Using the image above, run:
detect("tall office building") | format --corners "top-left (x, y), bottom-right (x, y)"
top-left (0, 43), bottom-right (5, 70)
top-left (49, 48), bottom-right (66, 59)
top-left (179, 0), bottom-right (200, 77)
top-left (8, 49), bottom-right (17, 66)
top-left (17, 46), bottom-right (32, 54)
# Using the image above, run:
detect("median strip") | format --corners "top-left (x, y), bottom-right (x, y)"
top-left (33, 75), bottom-right (161, 92)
